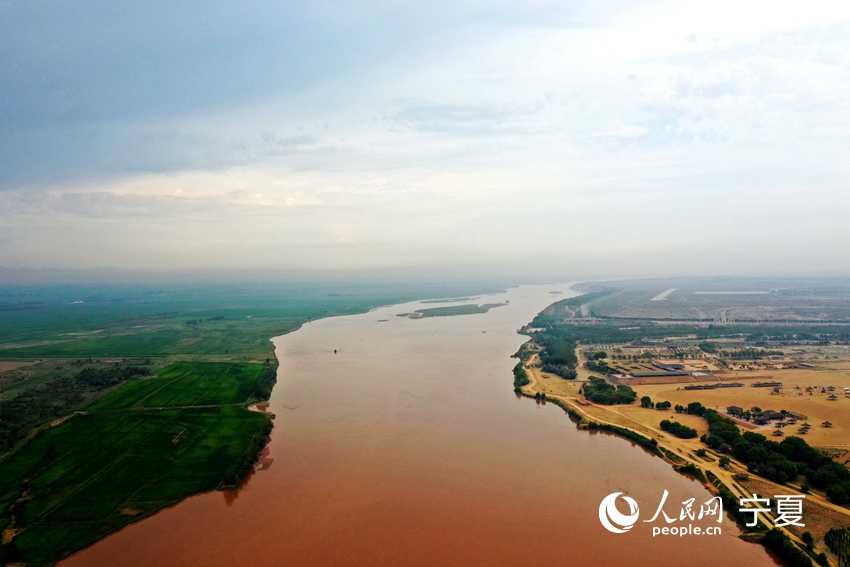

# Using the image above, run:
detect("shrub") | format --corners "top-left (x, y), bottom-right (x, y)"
top-left (660, 420), bottom-right (698, 439)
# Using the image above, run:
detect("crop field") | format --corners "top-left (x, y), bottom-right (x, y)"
top-left (0, 406), bottom-right (270, 564)
top-left (0, 280), bottom-right (508, 360)
top-left (90, 362), bottom-right (264, 410)
top-left (0, 361), bottom-right (273, 565)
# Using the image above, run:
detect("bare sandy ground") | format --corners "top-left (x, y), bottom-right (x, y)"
top-left (634, 371), bottom-right (850, 447)
top-left (0, 361), bottom-right (37, 373)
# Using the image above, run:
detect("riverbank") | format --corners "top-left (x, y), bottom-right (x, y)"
top-left (517, 353), bottom-right (850, 562)
top-left (59, 283), bottom-right (778, 567)
top-left (0, 361), bottom-right (276, 565)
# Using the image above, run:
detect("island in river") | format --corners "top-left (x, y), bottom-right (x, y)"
top-left (397, 303), bottom-right (506, 318)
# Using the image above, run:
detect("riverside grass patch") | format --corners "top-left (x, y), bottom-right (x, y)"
top-left (0, 361), bottom-right (274, 566)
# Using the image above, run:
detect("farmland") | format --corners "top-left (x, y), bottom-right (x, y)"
top-left (0, 280), bottom-right (507, 360)
top-left (0, 362), bottom-right (273, 566)
top-left (89, 362), bottom-right (265, 410)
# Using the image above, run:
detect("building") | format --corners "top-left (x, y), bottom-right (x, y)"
top-left (726, 406), bottom-right (744, 416)
top-left (753, 410), bottom-right (784, 425)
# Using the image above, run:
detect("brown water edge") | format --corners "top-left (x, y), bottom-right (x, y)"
top-left (62, 284), bottom-right (780, 567)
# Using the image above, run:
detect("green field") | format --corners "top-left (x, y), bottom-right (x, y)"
top-left (90, 362), bottom-right (264, 410)
top-left (0, 362), bottom-right (273, 566)
top-left (0, 281), bottom-right (508, 359)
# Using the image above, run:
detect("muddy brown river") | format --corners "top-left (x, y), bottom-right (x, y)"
top-left (63, 284), bottom-right (778, 566)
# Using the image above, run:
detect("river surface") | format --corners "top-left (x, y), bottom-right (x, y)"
top-left (63, 284), bottom-right (778, 566)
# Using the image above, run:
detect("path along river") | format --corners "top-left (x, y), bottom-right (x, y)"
top-left (63, 284), bottom-right (778, 566)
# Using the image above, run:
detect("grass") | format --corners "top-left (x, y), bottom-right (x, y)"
top-left (0, 362), bottom-right (273, 566)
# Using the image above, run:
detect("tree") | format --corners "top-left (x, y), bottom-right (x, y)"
top-left (660, 420), bottom-right (698, 439)
top-left (640, 396), bottom-right (654, 408)
top-left (802, 532), bottom-right (815, 551)
top-left (719, 456), bottom-right (731, 469)
top-left (825, 527), bottom-right (850, 567)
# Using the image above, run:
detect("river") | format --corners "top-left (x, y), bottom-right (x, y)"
top-left (63, 284), bottom-right (778, 566)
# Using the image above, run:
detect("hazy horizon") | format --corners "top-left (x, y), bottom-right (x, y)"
top-left (2, 1), bottom-right (849, 274)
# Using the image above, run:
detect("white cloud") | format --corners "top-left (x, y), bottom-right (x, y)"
top-left (1, 0), bottom-right (849, 275)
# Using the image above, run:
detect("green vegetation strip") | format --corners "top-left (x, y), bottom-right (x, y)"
top-left (764, 528), bottom-right (816, 567)
top-left (0, 361), bottom-right (274, 566)
top-left (413, 303), bottom-right (504, 318)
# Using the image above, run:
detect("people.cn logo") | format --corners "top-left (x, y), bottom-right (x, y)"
top-left (599, 492), bottom-right (640, 533)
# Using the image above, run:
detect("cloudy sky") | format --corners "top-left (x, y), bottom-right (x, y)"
top-left (1, 0), bottom-right (849, 276)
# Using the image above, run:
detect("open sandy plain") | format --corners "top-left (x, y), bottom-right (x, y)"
top-left (634, 369), bottom-right (850, 447)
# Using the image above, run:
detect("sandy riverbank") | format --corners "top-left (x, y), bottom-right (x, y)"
top-left (518, 354), bottom-right (850, 549)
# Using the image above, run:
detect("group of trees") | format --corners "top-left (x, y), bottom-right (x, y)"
top-left (639, 396), bottom-right (670, 410)
top-left (532, 327), bottom-right (580, 379)
top-left (583, 350), bottom-right (612, 374)
top-left (825, 527), bottom-right (850, 567)
top-left (535, 334), bottom-right (578, 367)
top-left (0, 361), bottom-right (151, 451)
top-left (584, 359), bottom-right (613, 375)
top-left (660, 419), bottom-right (698, 439)
top-left (75, 363), bottom-right (151, 388)
top-left (540, 364), bottom-right (577, 379)
top-left (764, 528), bottom-right (822, 567)
top-left (731, 432), bottom-right (850, 494)
top-left (253, 360), bottom-right (278, 400)
top-left (676, 402), bottom-right (850, 498)
top-left (721, 348), bottom-right (784, 359)
top-left (512, 363), bottom-right (530, 392)
top-left (582, 377), bottom-right (637, 405)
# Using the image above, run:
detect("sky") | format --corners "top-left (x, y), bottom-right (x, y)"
top-left (1, 0), bottom-right (849, 278)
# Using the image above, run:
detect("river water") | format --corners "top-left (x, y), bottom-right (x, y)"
top-left (63, 284), bottom-right (777, 566)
